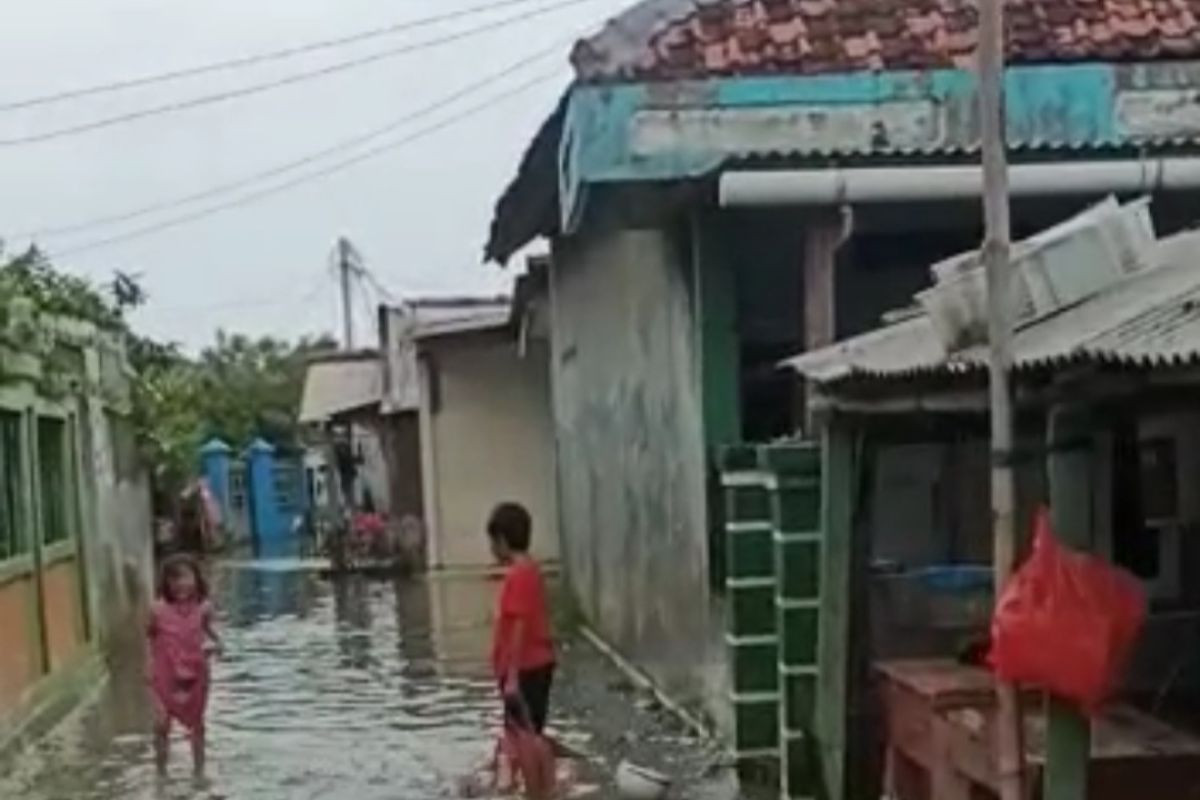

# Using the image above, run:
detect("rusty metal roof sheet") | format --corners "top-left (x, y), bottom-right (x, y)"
top-left (575, 0), bottom-right (1200, 82)
top-left (786, 230), bottom-right (1200, 385)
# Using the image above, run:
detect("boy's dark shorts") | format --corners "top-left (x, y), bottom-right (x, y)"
top-left (503, 664), bottom-right (555, 733)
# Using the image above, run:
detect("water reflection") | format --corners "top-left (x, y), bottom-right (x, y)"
top-left (394, 577), bottom-right (437, 683)
top-left (2, 563), bottom-right (508, 800)
top-left (427, 573), bottom-right (499, 680)
top-left (221, 562), bottom-right (316, 627)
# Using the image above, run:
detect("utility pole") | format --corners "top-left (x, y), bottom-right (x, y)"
top-left (978, 0), bottom-right (1025, 797)
top-left (337, 236), bottom-right (355, 350)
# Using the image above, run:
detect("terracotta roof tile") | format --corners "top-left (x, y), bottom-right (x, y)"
top-left (574, 0), bottom-right (1200, 81)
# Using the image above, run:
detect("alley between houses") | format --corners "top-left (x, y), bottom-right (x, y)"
top-left (0, 560), bottom-right (741, 800)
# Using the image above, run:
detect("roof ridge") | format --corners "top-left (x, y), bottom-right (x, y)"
top-left (572, 0), bottom-right (701, 80)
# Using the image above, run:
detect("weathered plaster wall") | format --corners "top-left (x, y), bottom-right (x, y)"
top-left (549, 226), bottom-right (727, 730)
top-left (0, 329), bottom-right (151, 754)
top-left (379, 412), bottom-right (423, 521)
top-left (421, 331), bottom-right (559, 569)
top-left (83, 405), bottom-right (153, 658)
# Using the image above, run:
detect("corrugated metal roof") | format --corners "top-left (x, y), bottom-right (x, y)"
top-left (299, 353), bottom-right (382, 423)
top-left (386, 298), bottom-right (513, 337)
top-left (786, 230), bottom-right (1200, 386)
top-left (412, 309), bottom-right (511, 340)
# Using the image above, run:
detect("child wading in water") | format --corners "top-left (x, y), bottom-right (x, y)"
top-left (488, 503), bottom-right (556, 797)
top-left (147, 554), bottom-right (221, 779)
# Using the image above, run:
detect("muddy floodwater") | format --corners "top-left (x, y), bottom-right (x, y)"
top-left (0, 561), bottom-right (739, 800)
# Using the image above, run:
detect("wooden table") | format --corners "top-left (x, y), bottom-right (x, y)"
top-left (877, 659), bottom-right (1200, 800)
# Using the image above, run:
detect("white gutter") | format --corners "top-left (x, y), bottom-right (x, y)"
top-left (719, 157), bottom-right (1200, 206)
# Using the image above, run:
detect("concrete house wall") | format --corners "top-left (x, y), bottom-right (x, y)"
top-left (548, 225), bottom-right (728, 728)
top-left (0, 321), bottom-right (151, 756)
top-left (419, 329), bottom-right (559, 569)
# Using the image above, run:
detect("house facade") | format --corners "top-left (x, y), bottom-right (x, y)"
top-left (486, 0), bottom-right (1200, 777)
top-left (0, 299), bottom-right (152, 756)
top-left (298, 349), bottom-right (392, 517)
top-left (379, 295), bottom-right (559, 570)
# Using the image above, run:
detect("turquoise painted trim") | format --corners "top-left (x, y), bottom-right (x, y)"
top-left (557, 60), bottom-right (1200, 229)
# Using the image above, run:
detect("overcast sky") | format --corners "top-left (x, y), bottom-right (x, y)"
top-left (0, 0), bottom-right (622, 350)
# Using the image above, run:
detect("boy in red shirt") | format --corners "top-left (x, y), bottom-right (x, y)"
top-left (488, 502), bottom-right (556, 734)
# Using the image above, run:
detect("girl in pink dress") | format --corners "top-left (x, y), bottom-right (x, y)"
top-left (147, 554), bottom-right (221, 778)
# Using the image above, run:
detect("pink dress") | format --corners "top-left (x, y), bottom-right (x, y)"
top-left (148, 599), bottom-right (212, 734)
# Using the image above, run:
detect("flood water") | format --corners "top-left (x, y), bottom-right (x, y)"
top-left (1, 561), bottom-right (621, 800)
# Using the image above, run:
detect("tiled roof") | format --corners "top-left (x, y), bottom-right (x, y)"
top-left (573, 0), bottom-right (1200, 82)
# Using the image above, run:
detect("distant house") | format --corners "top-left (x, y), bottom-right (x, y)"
top-left (298, 349), bottom-right (390, 516)
top-left (485, 0), bottom-right (1200, 788)
top-left (379, 289), bottom-right (558, 570)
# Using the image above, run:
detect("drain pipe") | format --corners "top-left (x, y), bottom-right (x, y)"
top-left (719, 157), bottom-right (1200, 206)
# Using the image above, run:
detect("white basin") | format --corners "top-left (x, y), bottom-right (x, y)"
top-left (615, 760), bottom-right (670, 800)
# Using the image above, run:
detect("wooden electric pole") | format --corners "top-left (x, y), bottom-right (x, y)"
top-left (978, 0), bottom-right (1026, 796)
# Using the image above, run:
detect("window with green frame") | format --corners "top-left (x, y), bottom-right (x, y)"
top-left (0, 411), bottom-right (26, 560)
top-left (37, 416), bottom-right (71, 546)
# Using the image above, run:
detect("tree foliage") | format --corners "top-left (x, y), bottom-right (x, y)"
top-left (146, 331), bottom-right (335, 480)
top-left (0, 246), bottom-right (124, 331)
top-left (0, 247), bottom-right (335, 485)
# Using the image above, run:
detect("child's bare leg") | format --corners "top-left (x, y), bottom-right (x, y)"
top-left (190, 726), bottom-right (206, 779)
top-left (153, 720), bottom-right (170, 776)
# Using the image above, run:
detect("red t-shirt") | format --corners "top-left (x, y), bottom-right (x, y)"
top-left (492, 558), bottom-right (555, 677)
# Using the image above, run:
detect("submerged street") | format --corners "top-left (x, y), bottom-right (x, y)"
top-left (0, 562), bottom-right (735, 800)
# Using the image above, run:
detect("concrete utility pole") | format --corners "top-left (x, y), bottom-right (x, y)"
top-left (978, 0), bottom-right (1026, 797)
top-left (337, 236), bottom-right (355, 350)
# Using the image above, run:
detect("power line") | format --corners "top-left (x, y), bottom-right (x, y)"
top-left (362, 268), bottom-right (399, 304)
top-left (0, 0), bottom-right (559, 113)
top-left (0, 0), bottom-right (592, 148)
top-left (47, 69), bottom-right (562, 259)
top-left (138, 260), bottom-right (330, 313)
top-left (14, 29), bottom-right (581, 242)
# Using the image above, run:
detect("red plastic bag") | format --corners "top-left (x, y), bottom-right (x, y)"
top-left (500, 728), bottom-right (556, 799)
top-left (989, 506), bottom-right (1147, 713)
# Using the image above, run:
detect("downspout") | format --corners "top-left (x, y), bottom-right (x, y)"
top-left (718, 157), bottom-right (1200, 206)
